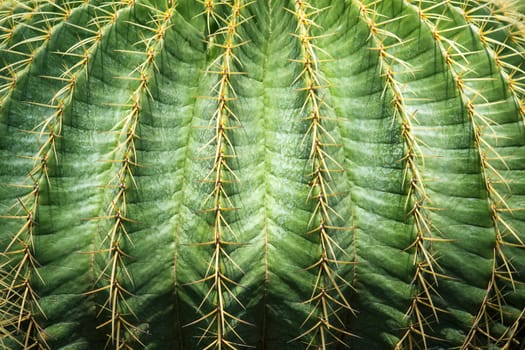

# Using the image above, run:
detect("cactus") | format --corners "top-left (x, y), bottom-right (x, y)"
top-left (0, 0), bottom-right (524, 349)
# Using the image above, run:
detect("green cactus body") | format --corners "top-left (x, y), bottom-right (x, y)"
top-left (0, 0), bottom-right (524, 349)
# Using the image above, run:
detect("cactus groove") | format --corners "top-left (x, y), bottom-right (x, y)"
top-left (0, 0), bottom-right (524, 349)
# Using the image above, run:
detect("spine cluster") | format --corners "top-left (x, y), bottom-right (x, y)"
top-left (290, 1), bottom-right (355, 348)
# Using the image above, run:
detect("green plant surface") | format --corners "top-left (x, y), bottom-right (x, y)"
top-left (0, 0), bottom-right (524, 349)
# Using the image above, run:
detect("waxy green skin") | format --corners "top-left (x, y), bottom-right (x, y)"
top-left (0, 0), bottom-right (524, 349)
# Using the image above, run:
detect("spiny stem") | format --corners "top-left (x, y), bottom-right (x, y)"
top-left (0, 101), bottom-right (56, 347)
top-left (6, 1), bottom-right (141, 348)
top-left (463, 0), bottom-right (525, 123)
top-left (354, 1), bottom-right (448, 348)
top-left (88, 2), bottom-right (177, 348)
top-left (416, 2), bottom-right (525, 347)
top-left (188, 1), bottom-right (252, 349)
top-left (0, 1), bottom-right (77, 347)
top-left (408, 1), bottom-right (525, 348)
top-left (0, 0), bottom-right (75, 102)
top-left (290, 1), bottom-right (355, 348)
top-left (34, 5), bottom-right (136, 347)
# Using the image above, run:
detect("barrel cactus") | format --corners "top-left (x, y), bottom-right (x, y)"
top-left (1, 0), bottom-right (524, 349)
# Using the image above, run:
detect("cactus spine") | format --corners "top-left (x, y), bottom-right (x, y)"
top-left (0, 0), bottom-right (524, 349)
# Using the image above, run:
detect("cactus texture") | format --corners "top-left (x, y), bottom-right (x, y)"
top-left (1, 0), bottom-right (525, 349)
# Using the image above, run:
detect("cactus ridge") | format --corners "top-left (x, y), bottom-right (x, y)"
top-left (84, 1), bottom-right (180, 348)
top-left (413, 1), bottom-right (525, 348)
top-left (0, 1), bottom-right (94, 348)
top-left (354, 1), bottom-right (451, 348)
top-left (438, 7), bottom-right (525, 350)
top-left (0, 0), bottom-right (524, 349)
top-left (288, 1), bottom-right (356, 348)
top-left (184, 1), bottom-right (254, 349)
top-left (467, 0), bottom-right (525, 124)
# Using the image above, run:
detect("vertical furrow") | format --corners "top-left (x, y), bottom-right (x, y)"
top-left (223, 1), bottom-right (315, 347)
top-left (7, 1), bottom-right (147, 347)
top-left (4, 0), bottom-right (151, 344)
top-left (85, 1), bottom-right (178, 348)
top-left (187, 1), bottom-right (253, 349)
top-left (316, 2), bottom-right (414, 346)
top-left (260, 3), bottom-right (272, 347)
top-left (290, 1), bottom-right (355, 348)
top-left (371, 1), bottom-right (525, 348)
top-left (410, 4), bottom-right (501, 349)
top-left (0, 1), bottom-right (524, 349)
